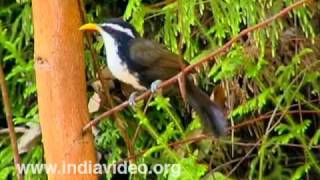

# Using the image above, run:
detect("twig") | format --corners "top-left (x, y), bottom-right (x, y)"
top-left (0, 127), bottom-right (27, 134)
top-left (77, 0), bottom-right (136, 161)
top-left (227, 140), bottom-right (260, 177)
top-left (221, 140), bottom-right (320, 149)
top-left (109, 131), bottom-right (320, 172)
top-left (132, 94), bottom-right (154, 144)
top-left (230, 110), bottom-right (320, 131)
top-left (77, 0), bottom-right (113, 105)
top-left (82, 0), bottom-right (311, 132)
top-left (203, 154), bottom-right (256, 179)
top-left (0, 64), bottom-right (23, 180)
top-left (113, 107), bottom-right (319, 166)
top-left (147, 0), bottom-right (176, 9)
top-left (114, 116), bottom-right (135, 160)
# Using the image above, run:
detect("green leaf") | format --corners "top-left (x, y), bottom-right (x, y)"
top-left (231, 88), bottom-right (272, 117)
top-left (291, 163), bottom-right (311, 180)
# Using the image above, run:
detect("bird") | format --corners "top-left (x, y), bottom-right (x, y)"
top-left (80, 18), bottom-right (227, 137)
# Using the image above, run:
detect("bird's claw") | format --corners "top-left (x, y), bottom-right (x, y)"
top-left (129, 80), bottom-right (161, 107)
top-left (150, 80), bottom-right (162, 93)
top-left (128, 91), bottom-right (138, 106)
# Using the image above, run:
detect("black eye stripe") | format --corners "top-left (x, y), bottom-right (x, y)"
top-left (100, 19), bottom-right (139, 38)
top-left (101, 24), bottom-right (136, 38)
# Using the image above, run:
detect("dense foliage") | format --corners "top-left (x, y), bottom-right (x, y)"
top-left (0, 0), bottom-right (319, 179)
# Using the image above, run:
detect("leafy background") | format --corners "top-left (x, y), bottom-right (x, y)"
top-left (0, 0), bottom-right (319, 179)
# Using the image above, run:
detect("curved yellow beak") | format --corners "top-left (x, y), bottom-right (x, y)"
top-left (79, 23), bottom-right (101, 32)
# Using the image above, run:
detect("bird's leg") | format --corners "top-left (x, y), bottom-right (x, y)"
top-left (150, 80), bottom-right (162, 93)
top-left (129, 80), bottom-right (161, 107)
top-left (128, 91), bottom-right (139, 106)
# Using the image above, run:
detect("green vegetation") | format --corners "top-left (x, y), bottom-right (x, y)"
top-left (0, 0), bottom-right (319, 179)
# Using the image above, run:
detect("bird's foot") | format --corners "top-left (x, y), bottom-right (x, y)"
top-left (128, 91), bottom-right (138, 106)
top-left (150, 80), bottom-right (162, 93)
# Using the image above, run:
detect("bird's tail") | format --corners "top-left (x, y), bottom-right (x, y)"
top-left (185, 78), bottom-right (227, 137)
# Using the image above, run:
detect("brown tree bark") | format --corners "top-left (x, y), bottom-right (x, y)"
top-left (32, 0), bottom-right (97, 179)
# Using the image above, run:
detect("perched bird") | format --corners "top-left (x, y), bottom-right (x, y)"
top-left (80, 18), bottom-right (226, 136)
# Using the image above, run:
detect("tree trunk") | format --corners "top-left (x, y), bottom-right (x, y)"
top-left (32, 0), bottom-right (97, 179)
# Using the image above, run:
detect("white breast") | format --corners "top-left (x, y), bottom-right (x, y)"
top-left (100, 31), bottom-right (146, 90)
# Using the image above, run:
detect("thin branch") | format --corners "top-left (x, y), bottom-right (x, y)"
top-left (109, 129), bottom-right (320, 171)
top-left (147, 0), bottom-right (176, 9)
top-left (204, 154), bottom-right (256, 178)
top-left (230, 110), bottom-right (320, 131)
top-left (124, 107), bottom-right (319, 165)
top-left (0, 127), bottom-right (27, 134)
top-left (0, 64), bottom-right (23, 180)
top-left (227, 140), bottom-right (261, 177)
top-left (77, 0), bottom-right (136, 161)
top-left (83, 0), bottom-right (312, 132)
top-left (77, 0), bottom-right (113, 105)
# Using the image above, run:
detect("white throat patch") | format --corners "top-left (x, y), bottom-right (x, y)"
top-left (99, 30), bottom-right (146, 90)
top-left (102, 23), bottom-right (135, 38)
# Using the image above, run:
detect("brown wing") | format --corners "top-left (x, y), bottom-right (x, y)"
top-left (129, 38), bottom-right (183, 81)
